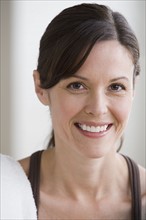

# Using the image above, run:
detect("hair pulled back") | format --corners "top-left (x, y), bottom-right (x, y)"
top-left (36, 3), bottom-right (140, 148)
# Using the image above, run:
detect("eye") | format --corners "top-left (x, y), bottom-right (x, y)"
top-left (67, 82), bottom-right (86, 91)
top-left (109, 83), bottom-right (126, 92)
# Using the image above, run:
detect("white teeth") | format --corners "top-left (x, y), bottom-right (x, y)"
top-left (91, 126), bottom-right (96, 132)
top-left (83, 124), bottom-right (86, 131)
top-left (79, 124), bottom-right (108, 133)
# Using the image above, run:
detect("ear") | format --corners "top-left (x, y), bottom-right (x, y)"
top-left (33, 70), bottom-right (50, 106)
top-left (132, 75), bottom-right (139, 98)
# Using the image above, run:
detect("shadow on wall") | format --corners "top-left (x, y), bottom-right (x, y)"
top-left (1, 1), bottom-right (12, 155)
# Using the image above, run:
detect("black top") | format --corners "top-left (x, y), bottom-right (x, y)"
top-left (28, 150), bottom-right (142, 220)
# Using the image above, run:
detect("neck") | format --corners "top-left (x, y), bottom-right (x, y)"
top-left (43, 146), bottom-right (127, 201)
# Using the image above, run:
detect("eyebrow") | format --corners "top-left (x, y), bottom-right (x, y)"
top-left (110, 77), bottom-right (129, 82)
top-left (71, 75), bottom-right (89, 81)
top-left (71, 75), bottom-right (129, 82)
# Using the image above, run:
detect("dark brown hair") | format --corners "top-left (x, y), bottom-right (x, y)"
top-left (36, 3), bottom-right (140, 148)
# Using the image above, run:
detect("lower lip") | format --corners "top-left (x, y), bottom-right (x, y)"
top-left (75, 125), bottom-right (111, 138)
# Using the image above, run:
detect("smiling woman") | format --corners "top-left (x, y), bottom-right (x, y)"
top-left (42, 40), bottom-right (134, 159)
top-left (1, 2), bottom-right (146, 220)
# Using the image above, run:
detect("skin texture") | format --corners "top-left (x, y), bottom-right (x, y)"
top-left (47, 40), bottom-right (134, 159)
top-left (20, 40), bottom-right (146, 219)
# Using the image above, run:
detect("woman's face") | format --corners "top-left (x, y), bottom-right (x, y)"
top-left (48, 40), bottom-right (134, 158)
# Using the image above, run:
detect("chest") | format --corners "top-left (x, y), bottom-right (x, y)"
top-left (38, 196), bottom-right (131, 219)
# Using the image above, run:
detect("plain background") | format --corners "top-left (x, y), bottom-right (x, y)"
top-left (0, 0), bottom-right (145, 167)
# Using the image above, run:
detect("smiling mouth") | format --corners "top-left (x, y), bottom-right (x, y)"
top-left (75, 123), bottom-right (112, 133)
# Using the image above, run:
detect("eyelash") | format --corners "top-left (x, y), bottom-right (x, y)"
top-left (66, 82), bottom-right (126, 93)
top-left (67, 82), bottom-right (86, 91)
top-left (108, 83), bottom-right (126, 92)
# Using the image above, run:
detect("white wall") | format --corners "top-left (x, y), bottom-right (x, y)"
top-left (1, 1), bottom-right (145, 167)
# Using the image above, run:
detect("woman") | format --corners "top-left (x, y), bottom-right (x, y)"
top-left (1, 3), bottom-right (146, 219)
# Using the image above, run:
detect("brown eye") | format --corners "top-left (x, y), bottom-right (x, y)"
top-left (67, 82), bottom-right (84, 90)
top-left (109, 83), bottom-right (126, 92)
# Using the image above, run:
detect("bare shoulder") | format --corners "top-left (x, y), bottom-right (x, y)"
top-left (138, 165), bottom-right (146, 219)
top-left (18, 157), bottom-right (30, 177)
top-left (138, 165), bottom-right (146, 193)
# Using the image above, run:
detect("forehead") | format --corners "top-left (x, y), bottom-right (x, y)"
top-left (83, 40), bottom-right (133, 66)
top-left (75, 40), bottom-right (134, 79)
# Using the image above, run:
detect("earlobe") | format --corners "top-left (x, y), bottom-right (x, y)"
top-left (33, 70), bottom-right (50, 106)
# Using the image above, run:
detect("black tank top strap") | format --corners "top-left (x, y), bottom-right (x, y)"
top-left (28, 150), bottom-right (44, 211)
top-left (122, 155), bottom-right (142, 220)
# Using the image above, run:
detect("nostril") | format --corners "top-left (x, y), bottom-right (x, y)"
top-left (84, 105), bottom-right (108, 116)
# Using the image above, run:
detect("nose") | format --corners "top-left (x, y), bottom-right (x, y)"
top-left (84, 90), bottom-right (108, 117)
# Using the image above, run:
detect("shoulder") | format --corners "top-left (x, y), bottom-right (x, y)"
top-left (123, 155), bottom-right (146, 218)
top-left (1, 154), bottom-right (37, 219)
top-left (138, 164), bottom-right (146, 194)
top-left (1, 154), bottom-right (28, 178)
top-left (19, 156), bottom-right (30, 176)
top-left (138, 165), bottom-right (146, 219)
top-left (123, 155), bottom-right (145, 196)
top-left (1, 154), bottom-right (29, 184)
top-left (1, 154), bottom-right (31, 189)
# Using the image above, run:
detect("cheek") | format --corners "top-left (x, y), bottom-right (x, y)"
top-left (112, 97), bottom-right (133, 125)
top-left (50, 93), bottom-right (84, 125)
